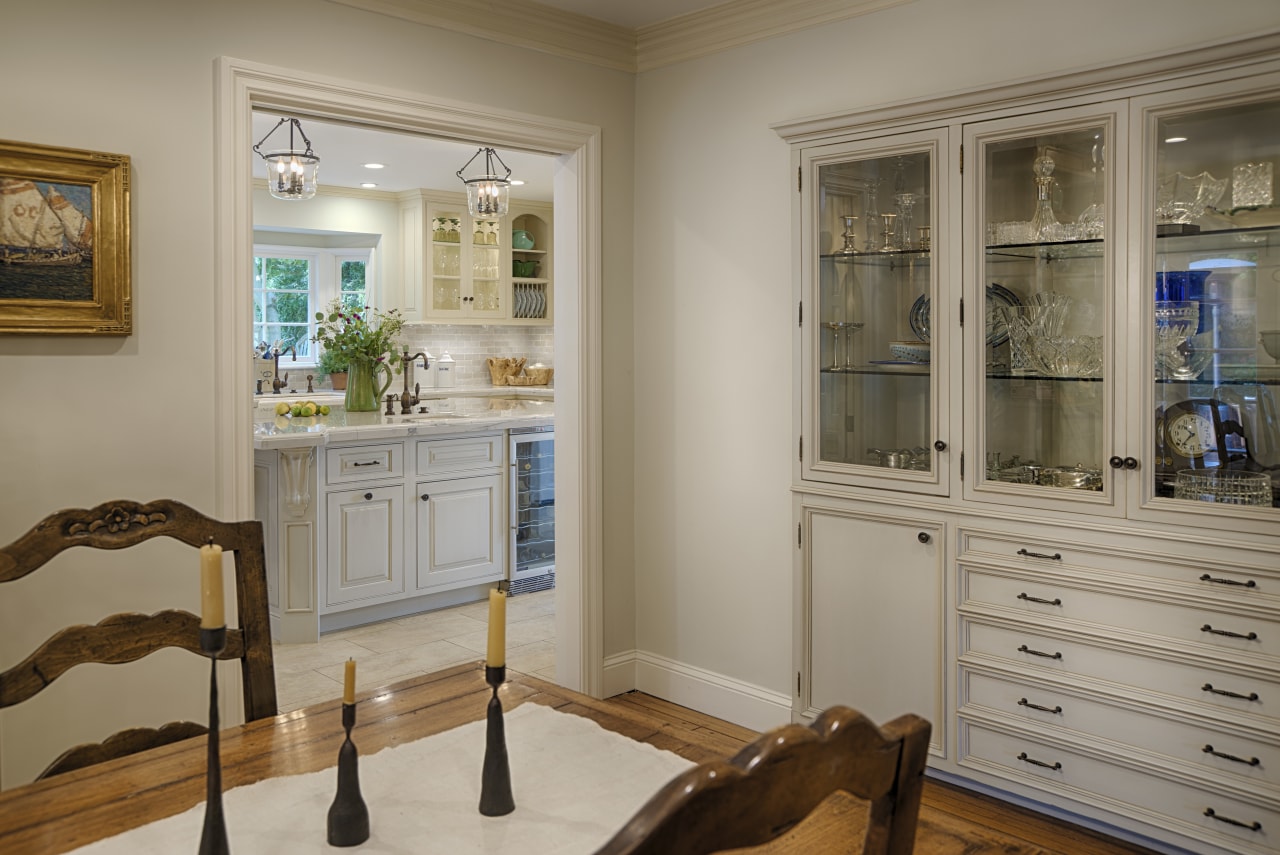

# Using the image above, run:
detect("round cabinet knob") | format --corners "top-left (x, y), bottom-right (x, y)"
top-left (1109, 456), bottom-right (1124, 469)
top-left (917, 532), bottom-right (931, 544)
top-left (363, 492), bottom-right (373, 501)
top-left (1123, 457), bottom-right (1139, 470)
top-left (420, 493), bottom-right (430, 502)
top-left (933, 440), bottom-right (947, 452)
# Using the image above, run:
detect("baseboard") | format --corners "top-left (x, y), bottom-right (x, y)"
top-left (602, 650), bottom-right (637, 698)
top-left (622, 650), bottom-right (791, 732)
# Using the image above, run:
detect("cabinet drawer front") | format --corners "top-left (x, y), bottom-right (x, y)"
top-left (961, 668), bottom-right (1280, 789)
top-left (962, 620), bottom-right (1278, 719)
top-left (960, 721), bottom-right (1279, 855)
top-left (325, 444), bottom-right (403, 485)
top-left (416, 435), bottom-right (502, 477)
top-left (958, 528), bottom-right (1277, 598)
top-left (961, 567), bottom-right (1280, 659)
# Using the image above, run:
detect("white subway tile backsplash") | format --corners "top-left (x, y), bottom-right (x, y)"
top-left (398, 323), bottom-right (554, 387)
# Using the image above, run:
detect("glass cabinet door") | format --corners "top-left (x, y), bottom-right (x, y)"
top-left (1140, 87), bottom-right (1280, 516)
top-left (802, 130), bottom-right (947, 494)
top-left (966, 107), bottom-right (1122, 512)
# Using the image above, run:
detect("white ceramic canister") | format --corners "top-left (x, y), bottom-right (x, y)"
top-left (436, 351), bottom-right (456, 388)
top-left (421, 349), bottom-right (437, 388)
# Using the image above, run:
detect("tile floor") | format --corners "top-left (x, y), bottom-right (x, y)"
top-left (272, 589), bottom-right (557, 712)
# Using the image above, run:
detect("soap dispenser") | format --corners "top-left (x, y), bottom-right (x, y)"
top-left (436, 351), bottom-right (456, 388)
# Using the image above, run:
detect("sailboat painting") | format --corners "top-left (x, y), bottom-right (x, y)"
top-left (0, 139), bottom-right (131, 335)
top-left (0, 179), bottom-right (94, 301)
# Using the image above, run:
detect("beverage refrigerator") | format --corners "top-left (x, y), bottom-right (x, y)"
top-left (508, 426), bottom-right (554, 593)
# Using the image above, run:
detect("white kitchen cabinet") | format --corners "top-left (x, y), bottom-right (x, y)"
top-left (797, 503), bottom-right (945, 756)
top-left (324, 484), bottom-right (405, 607)
top-left (779, 34), bottom-right (1280, 855)
top-left (414, 473), bottom-right (505, 593)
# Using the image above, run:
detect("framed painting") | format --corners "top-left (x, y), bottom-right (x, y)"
top-left (0, 139), bottom-right (131, 334)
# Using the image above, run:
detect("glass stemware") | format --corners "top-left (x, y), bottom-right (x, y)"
top-left (895, 193), bottom-right (916, 250)
top-left (1077, 136), bottom-right (1105, 238)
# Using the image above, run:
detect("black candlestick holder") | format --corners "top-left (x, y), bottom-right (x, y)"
top-left (327, 702), bottom-right (370, 846)
top-left (199, 626), bottom-right (230, 855)
top-left (478, 665), bottom-right (515, 816)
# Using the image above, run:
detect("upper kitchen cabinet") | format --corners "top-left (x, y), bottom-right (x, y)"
top-left (964, 103), bottom-right (1127, 518)
top-left (797, 130), bottom-right (951, 496)
top-left (399, 191), bottom-right (552, 325)
top-left (1130, 76), bottom-right (1280, 529)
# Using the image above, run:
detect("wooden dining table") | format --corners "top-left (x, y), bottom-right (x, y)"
top-left (0, 662), bottom-right (739, 855)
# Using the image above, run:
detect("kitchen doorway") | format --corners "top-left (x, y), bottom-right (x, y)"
top-left (214, 57), bottom-right (603, 702)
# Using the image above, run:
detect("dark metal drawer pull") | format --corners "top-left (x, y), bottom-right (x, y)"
top-left (1202, 745), bottom-right (1260, 766)
top-left (1017, 549), bottom-right (1062, 561)
top-left (1018, 592), bottom-right (1062, 606)
top-left (1018, 698), bottom-right (1062, 714)
top-left (1201, 624), bottom-right (1258, 641)
top-left (1202, 683), bottom-right (1260, 702)
top-left (1017, 752), bottom-right (1061, 771)
top-left (1203, 808), bottom-right (1262, 831)
top-left (363, 493), bottom-right (373, 501)
top-left (1199, 573), bottom-right (1256, 588)
top-left (351, 460), bottom-right (382, 467)
top-left (1018, 644), bottom-right (1062, 660)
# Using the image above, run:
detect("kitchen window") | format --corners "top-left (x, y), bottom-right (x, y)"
top-left (253, 245), bottom-right (373, 364)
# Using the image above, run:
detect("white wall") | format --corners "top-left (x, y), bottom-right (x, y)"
top-left (631, 0), bottom-right (1280, 725)
top-left (0, 0), bottom-right (635, 786)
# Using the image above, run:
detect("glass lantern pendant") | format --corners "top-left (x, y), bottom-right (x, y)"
top-left (457, 147), bottom-right (512, 218)
top-left (254, 117), bottom-right (320, 201)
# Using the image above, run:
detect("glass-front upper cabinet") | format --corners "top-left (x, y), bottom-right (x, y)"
top-left (1134, 81), bottom-right (1280, 521)
top-left (964, 105), bottom-right (1125, 515)
top-left (799, 130), bottom-right (948, 495)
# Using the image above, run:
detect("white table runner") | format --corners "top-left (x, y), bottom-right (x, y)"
top-left (71, 702), bottom-right (694, 854)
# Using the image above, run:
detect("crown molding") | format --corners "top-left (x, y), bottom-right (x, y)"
top-left (328, 0), bottom-right (916, 73)
top-left (635, 0), bottom-right (913, 72)
top-left (327, 0), bottom-right (636, 72)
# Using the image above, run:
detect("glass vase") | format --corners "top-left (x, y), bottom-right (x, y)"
top-left (344, 355), bottom-right (393, 412)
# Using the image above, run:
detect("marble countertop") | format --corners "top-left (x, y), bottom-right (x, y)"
top-left (253, 389), bottom-right (554, 450)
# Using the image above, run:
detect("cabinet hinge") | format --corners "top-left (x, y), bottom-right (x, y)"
top-left (960, 452), bottom-right (965, 480)
top-left (797, 671), bottom-right (802, 695)
top-left (798, 166), bottom-right (802, 192)
top-left (959, 144), bottom-right (964, 174)
top-left (959, 296), bottom-right (964, 326)
top-left (799, 435), bottom-right (804, 462)
top-left (798, 300), bottom-right (803, 327)
top-left (797, 522), bottom-right (802, 548)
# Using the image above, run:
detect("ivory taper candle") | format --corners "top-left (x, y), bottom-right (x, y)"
top-left (343, 658), bottom-right (356, 705)
top-left (486, 588), bottom-right (506, 667)
top-left (199, 543), bottom-right (225, 629)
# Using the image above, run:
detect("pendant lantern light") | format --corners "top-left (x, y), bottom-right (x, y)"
top-left (456, 147), bottom-right (512, 218)
top-left (254, 117), bottom-right (321, 201)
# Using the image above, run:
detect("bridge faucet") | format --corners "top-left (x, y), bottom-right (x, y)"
top-left (271, 345), bottom-right (297, 394)
top-left (400, 348), bottom-right (430, 413)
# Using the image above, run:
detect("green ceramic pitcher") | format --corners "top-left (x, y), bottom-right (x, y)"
top-left (344, 354), bottom-right (393, 412)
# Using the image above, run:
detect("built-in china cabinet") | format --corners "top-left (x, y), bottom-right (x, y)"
top-left (779, 34), bottom-right (1280, 855)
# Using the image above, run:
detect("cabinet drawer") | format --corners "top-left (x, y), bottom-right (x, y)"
top-left (960, 720), bottom-right (1279, 855)
top-left (958, 528), bottom-right (1277, 598)
top-left (962, 619), bottom-right (1278, 721)
top-left (416, 435), bottom-right (502, 477)
top-left (960, 566), bottom-right (1280, 660)
top-left (325, 443), bottom-right (403, 485)
top-left (960, 667), bottom-right (1280, 790)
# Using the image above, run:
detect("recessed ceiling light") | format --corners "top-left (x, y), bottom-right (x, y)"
top-left (1164, 136), bottom-right (1188, 144)
top-left (361, 182), bottom-right (378, 189)
top-left (363, 162), bottom-right (385, 169)
top-left (510, 179), bottom-right (525, 186)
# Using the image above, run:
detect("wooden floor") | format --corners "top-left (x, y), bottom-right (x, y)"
top-left (598, 690), bottom-right (1162, 855)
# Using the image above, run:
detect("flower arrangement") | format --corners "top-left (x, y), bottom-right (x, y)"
top-left (312, 299), bottom-right (405, 371)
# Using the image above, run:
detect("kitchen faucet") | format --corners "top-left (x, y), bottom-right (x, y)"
top-left (400, 348), bottom-right (430, 413)
top-left (265, 342), bottom-right (297, 394)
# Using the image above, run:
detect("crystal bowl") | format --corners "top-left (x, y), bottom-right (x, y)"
top-left (1156, 171), bottom-right (1227, 224)
top-left (1261, 330), bottom-right (1280, 363)
top-left (1031, 335), bottom-right (1104, 378)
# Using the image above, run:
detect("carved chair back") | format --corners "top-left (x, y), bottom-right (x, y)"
top-left (0, 499), bottom-right (276, 780)
top-left (593, 705), bottom-right (931, 855)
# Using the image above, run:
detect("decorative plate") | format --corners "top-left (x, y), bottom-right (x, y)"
top-left (910, 283), bottom-right (1021, 347)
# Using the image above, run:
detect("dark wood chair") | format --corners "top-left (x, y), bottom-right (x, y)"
top-left (0, 499), bottom-right (277, 780)
top-left (594, 705), bottom-right (931, 855)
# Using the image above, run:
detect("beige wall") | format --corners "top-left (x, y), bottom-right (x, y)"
top-left (631, 0), bottom-right (1280, 713)
top-left (0, 0), bottom-right (635, 786)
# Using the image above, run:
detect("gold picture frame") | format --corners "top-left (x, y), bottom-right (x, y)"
top-left (0, 139), bottom-right (131, 334)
